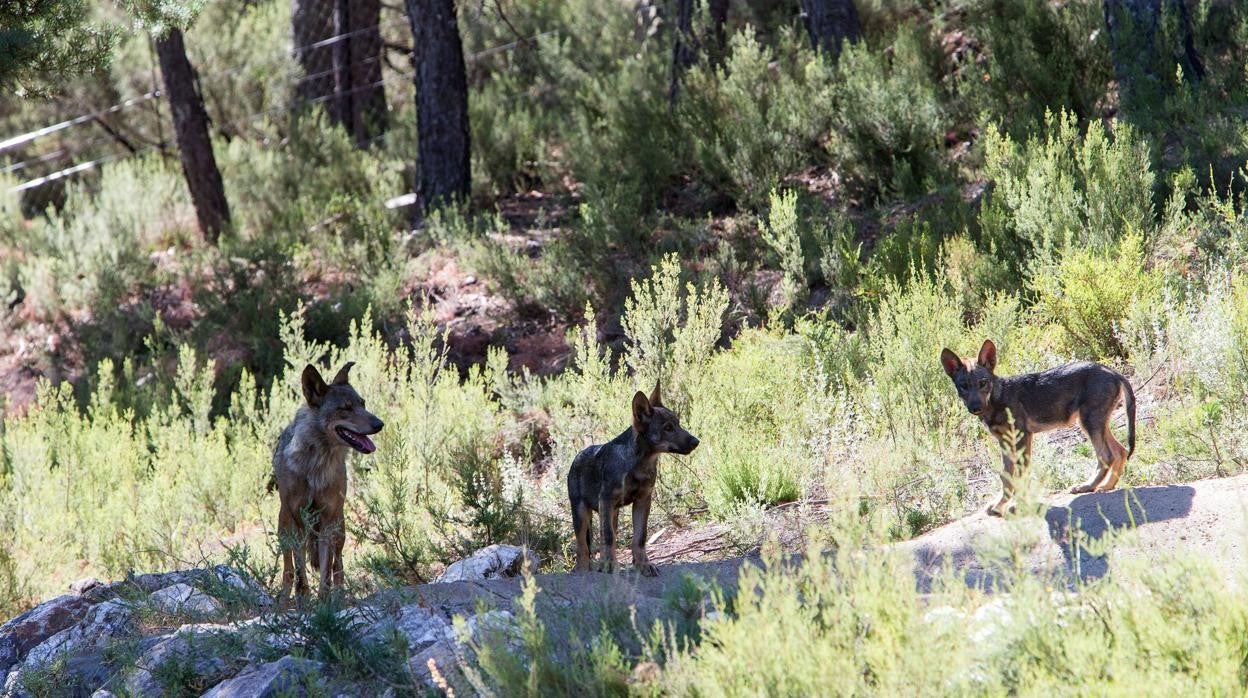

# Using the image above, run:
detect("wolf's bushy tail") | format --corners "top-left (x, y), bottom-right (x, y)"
top-left (1122, 377), bottom-right (1137, 456)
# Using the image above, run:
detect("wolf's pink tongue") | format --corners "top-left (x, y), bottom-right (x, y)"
top-left (357, 434), bottom-right (376, 454)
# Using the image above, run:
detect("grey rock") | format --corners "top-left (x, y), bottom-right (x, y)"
top-left (149, 583), bottom-right (222, 618)
top-left (362, 604), bottom-right (451, 652)
top-left (210, 566), bottom-right (274, 609)
top-left (21, 600), bottom-right (134, 670)
top-left (69, 578), bottom-right (103, 595)
top-left (127, 566), bottom-right (272, 608)
top-left (434, 545), bottom-right (538, 583)
top-left (201, 656), bottom-right (323, 698)
top-left (0, 594), bottom-right (94, 684)
top-left (409, 639), bottom-right (463, 693)
top-left (123, 624), bottom-right (239, 696)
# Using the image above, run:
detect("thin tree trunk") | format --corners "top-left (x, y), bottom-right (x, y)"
top-left (346, 0), bottom-right (387, 146)
top-left (708, 0), bottom-right (729, 63)
top-left (292, 0), bottom-right (335, 104)
top-left (669, 0), bottom-right (698, 106)
top-left (293, 0), bottom-right (387, 147)
top-left (155, 28), bottom-right (230, 244)
top-left (800, 0), bottom-right (861, 57)
top-left (1103, 0), bottom-right (1204, 108)
top-left (332, 0), bottom-right (351, 126)
top-left (405, 0), bottom-right (471, 216)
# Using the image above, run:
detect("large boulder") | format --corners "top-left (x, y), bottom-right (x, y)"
top-left (0, 595), bottom-right (95, 687)
top-left (17, 601), bottom-right (134, 671)
top-left (362, 604), bottom-right (452, 651)
top-left (3, 600), bottom-right (135, 697)
top-left (434, 545), bottom-right (538, 583)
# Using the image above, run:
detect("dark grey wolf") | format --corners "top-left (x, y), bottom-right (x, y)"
top-left (566, 383), bottom-right (699, 576)
top-left (270, 362), bottom-right (383, 601)
top-left (940, 339), bottom-right (1136, 517)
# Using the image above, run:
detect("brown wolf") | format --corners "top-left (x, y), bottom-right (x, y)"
top-left (566, 383), bottom-right (699, 576)
top-left (940, 340), bottom-right (1136, 517)
top-left (270, 361), bottom-right (383, 601)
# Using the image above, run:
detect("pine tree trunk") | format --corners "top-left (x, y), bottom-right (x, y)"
top-left (292, 0), bottom-right (335, 104)
top-left (669, 0), bottom-right (698, 105)
top-left (405, 0), bottom-right (471, 215)
top-left (155, 28), bottom-right (230, 244)
top-left (1103, 0), bottom-right (1204, 108)
top-left (293, 0), bottom-right (387, 147)
top-left (800, 0), bottom-right (861, 57)
top-left (708, 0), bottom-right (729, 63)
top-left (345, 0), bottom-right (387, 146)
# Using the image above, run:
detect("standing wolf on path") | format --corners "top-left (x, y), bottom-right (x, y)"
top-left (567, 382), bottom-right (699, 576)
top-left (940, 340), bottom-right (1136, 517)
top-left (270, 362), bottom-right (384, 601)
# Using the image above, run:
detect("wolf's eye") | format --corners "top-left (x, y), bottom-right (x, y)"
top-left (663, 423), bottom-right (674, 432)
top-left (978, 379), bottom-right (989, 390)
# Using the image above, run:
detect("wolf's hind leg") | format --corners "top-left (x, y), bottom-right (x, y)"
top-left (1074, 410), bottom-right (1116, 493)
top-left (1093, 431), bottom-right (1129, 492)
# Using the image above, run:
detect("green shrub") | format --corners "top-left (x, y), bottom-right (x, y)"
top-left (965, 0), bottom-right (1112, 137)
top-left (761, 189), bottom-right (807, 302)
top-left (620, 253), bottom-right (729, 409)
top-left (681, 30), bottom-right (835, 208)
top-left (1032, 231), bottom-right (1163, 360)
top-left (564, 44), bottom-right (683, 247)
top-left (977, 110), bottom-right (1156, 287)
top-left (828, 25), bottom-right (947, 200)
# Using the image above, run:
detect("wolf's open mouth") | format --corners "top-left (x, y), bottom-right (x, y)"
top-left (335, 427), bottom-right (377, 454)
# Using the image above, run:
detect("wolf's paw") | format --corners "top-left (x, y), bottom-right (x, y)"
top-left (597, 559), bottom-right (617, 574)
top-left (636, 563), bottom-right (659, 577)
top-left (987, 499), bottom-right (1014, 517)
top-left (1069, 484), bottom-right (1095, 494)
top-left (1093, 484), bottom-right (1118, 493)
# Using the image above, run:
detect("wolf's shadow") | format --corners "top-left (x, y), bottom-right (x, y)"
top-left (1043, 484), bottom-right (1196, 583)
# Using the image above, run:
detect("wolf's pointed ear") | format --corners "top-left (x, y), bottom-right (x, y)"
top-left (977, 339), bottom-right (997, 372)
top-left (302, 364), bottom-right (328, 407)
top-left (940, 348), bottom-right (962, 377)
top-left (331, 361), bottom-right (355, 385)
top-left (632, 390), bottom-right (653, 432)
top-left (649, 380), bottom-right (662, 407)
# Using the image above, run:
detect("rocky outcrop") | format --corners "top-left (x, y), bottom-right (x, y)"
top-left (0, 549), bottom-right (759, 697)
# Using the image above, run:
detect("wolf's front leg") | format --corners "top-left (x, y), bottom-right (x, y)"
top-left (598, 496), bottom-right (617, 573)
top-left (988, 452), bottom-right (1017, 517)
top-left (631, 495), bottom-right (658, 577)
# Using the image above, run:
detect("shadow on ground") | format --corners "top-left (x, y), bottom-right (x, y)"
top-left (1044, 484), bottom-right (1195, 582)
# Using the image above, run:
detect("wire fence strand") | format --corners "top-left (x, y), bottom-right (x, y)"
top-left (4, 28), bottom-right (557, 196)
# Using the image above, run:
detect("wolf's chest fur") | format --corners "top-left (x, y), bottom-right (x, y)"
top-left (275, 418), bottom-right (349, 501)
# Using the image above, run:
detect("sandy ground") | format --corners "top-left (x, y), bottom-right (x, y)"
top-left (899, 475), bottom-right (1248, 591)
top-left (440, 475), bottom-right (1248, 609)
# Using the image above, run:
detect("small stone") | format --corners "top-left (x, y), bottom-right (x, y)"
top-left (434, 545), bottom-right (538, 583)
top-left (69, 578), bottom-right (103, 595)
